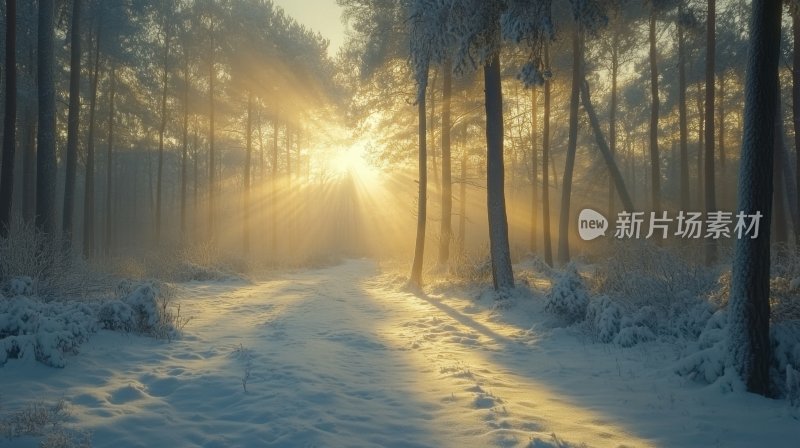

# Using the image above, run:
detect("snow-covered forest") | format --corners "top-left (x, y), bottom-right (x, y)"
top-left (0, 0), bottom-right (799, 446)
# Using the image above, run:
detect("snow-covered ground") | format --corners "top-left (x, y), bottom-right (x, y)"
top-left (1, 259), bottom-right (799, 447)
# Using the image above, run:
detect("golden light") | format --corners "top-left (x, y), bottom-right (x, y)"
top-left (330, 140), bottom-right (378, 184)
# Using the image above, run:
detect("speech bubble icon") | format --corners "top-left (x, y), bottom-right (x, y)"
top-left (578, 208), bottom-right (608, 241)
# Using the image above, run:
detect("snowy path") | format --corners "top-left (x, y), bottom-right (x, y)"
top-left (2, 259), bottom-right (799, 447)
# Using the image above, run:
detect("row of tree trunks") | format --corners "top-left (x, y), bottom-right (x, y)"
top-left (0, 0), bottom-right (16, 237)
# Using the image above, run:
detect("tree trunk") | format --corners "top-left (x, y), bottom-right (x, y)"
top-left (648, 11), bottom-right (661, 212)
top-left (580, 80), bottom-right (634, 211)
top-left (794, 8), bottom-right (800, 244)
top-left (271, 120), bottom-right (278, 256)
top-left (181, 51), bottom-right (189, 237)
top-left (773, 103), bottom-right (789, 245)
top-left (439, 61), bottom-right (453, 266)
top-left (62, 0), bottom-right (82, 245)
top-left (208, 22), bottom-right (216, 243)
top-left (697, 83), bottom-right (704, 205)
top-left (155, 20), bottom-right (170, 243)
top-left (679, 3), bottom-right (690, 210)
top-left (705, 0), bottom-right (717, 264)
top-left (105, 63), bottom-right (116, 258)
top-left (484, 53), bottom-right (514, 290)
top-left (22, 105), bottom-right (34, 225)
top-left (458, 134), bottom-right (466, 254)
top-left (728, 0), bottom-right (781, 398)
top-left (719, 71), bottom-right (726, 173)
top-left (244, 93), bottom-right (253, 255)
top-left (83, 26), bottom-right (102, 258)
top-left (429, 70), bottom-right (439, 191)
top-left (542, 43), bottom-right (553, 267)
top-left (558, 29), bottom-right (583, 265)
top-left (608, 33), bottom-right (619, 217)
top-left (409, 83), bottom-right (428, 287)
top-left (0, 0), bottom-right (17, 237)
top-left (530, 85), bottom-right (538, 253)
top-left (193, 125), bottom-right (198, 223)
top-left (36, 0), bottom-right (57, 237)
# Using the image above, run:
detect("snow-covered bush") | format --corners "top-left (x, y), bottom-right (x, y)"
top-left (0, 298), bottom-right (97, 367)
top-left (448, 250), bottom-right (493, 285)
top-left (0, 399), bottom-right (70, 438)
top-left (97, 300), bottom-right (135, 332)
top-left (0, 398), bottom-right (91, 447)
top-left (124, 283), bottom-right (161, 331)
top-left (592, 242), bottom-right (717, 312)
top-left (614, 325), bottom-right (656, 347)
top-left (0, 217), bottom-right (113, 299)
top-left (546, 263), bottom-right (589, 324)
top-left (769, 277), bottom-right (800, 323)
top-left (787, 365), bottom-right (800, 407)
top-left (173, 261), bottom-right (229, 282)
top-left (120, 281), bottom-right (190, 340)
top-left (2, 276), bottom-right (33, 297)
top-left (771, 322), bottom-right (800, 401)
top-left (669, 294), bottom-right (716, 340)
top-left (585, 295), bottom-right (621, 342)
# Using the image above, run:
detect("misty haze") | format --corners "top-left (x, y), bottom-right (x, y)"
top-left (0, 0), bottom-right (799, 447)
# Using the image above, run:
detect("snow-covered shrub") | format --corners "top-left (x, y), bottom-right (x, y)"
top-left (769, 277), bottom-right (800, 322)
top-left (121, 281), bottom-right (189, 340)
top-left (787, 365), bottom-right (800, 407)
top-left (0, 298), bottom-right (97, 367)
top-left (675, 310), bottom-right (728, 384)
top-left (0, 398), bottom-right (90, 447)
top-left (607, 305), bottom-right (658, 347)
top-left (123, 282), bottom-right (162, 332)
top-left (0, 217), bottom-right (113, 299)
top-left (448, 250), bottom-right (493, 285)
top-left (173, 261), bottom-right (229, 282)
top-left (0, 399), bottom-right (70, 438)
top-left (614, 325), bottom-right (656, 347)
top-left (97, 300), bottom-right (135, 332)
top-left (546, 263), bottom-right (589, 324)
top-left (40, 428), bottom-right (93, 448)
top-left (771, 322), bottom-right (800, 400)
top-left (592, 241), bottom-right (717, 312)
top-left (585, 295), bottom-right (621, 342)
top-left (669, 294), bottom-right (716, 340)
top-left (2, 276), bottom-right (33, 297)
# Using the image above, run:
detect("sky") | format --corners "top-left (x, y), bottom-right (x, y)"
top-left (272, 0), bottom-right (347, 57)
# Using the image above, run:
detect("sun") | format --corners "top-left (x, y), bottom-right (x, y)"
top-left (330, 141), bottom-right (377, 183)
